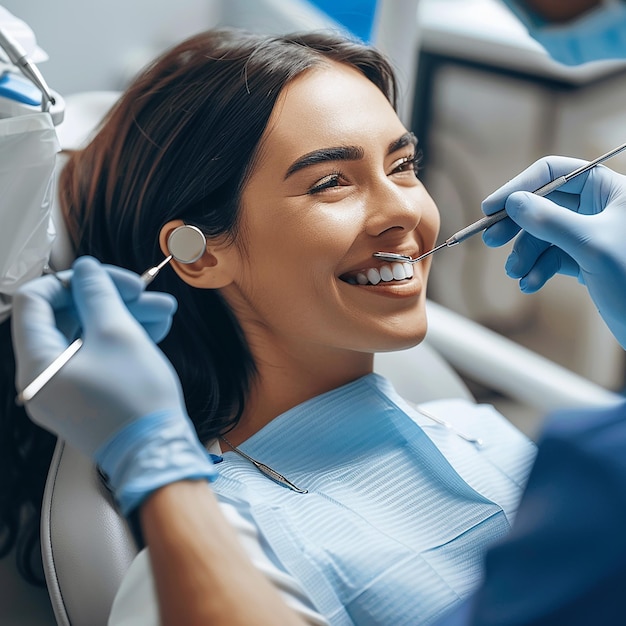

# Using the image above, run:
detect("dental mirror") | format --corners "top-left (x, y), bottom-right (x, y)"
top-left (141, 224), bottom-right (207, 284)
top-left (167, 224), bottom-right (207, 263)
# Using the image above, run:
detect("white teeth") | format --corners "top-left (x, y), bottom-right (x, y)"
top-left (392, 262), bottom-right (406, 280)
top-left (380, 265), bottom-right (394, 282)
top-left (348, 262), bottom-right (414, 286)
top-left (366, 268), bottom-right (381, 285)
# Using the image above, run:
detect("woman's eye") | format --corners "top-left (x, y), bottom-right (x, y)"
top-left (391, 152), bottom-right (423, 176)
top-left (308, 172), bottom-right (344, 195)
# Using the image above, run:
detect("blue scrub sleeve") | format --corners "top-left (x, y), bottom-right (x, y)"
top-left (437, 400), bottom-right (626, 625)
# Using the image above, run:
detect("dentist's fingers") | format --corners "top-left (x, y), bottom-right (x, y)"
top-left (70, 257), bottom-right (150, 340)
top-left (482, 156), bottom-right (590, 216)
top-left (125, 293), bottom-right (177, 343)
top-left (12, 275), bottom-right (75, 387)
top-left (505, 191), bottom-right (596, 259)
top-left (55, 262), bottom-right (177, 343)
top-left (483, 188), bottom-right (582, 248)
top-left (482, 216), bottom-right (521, 248)
top-left (12, 261), bottom-right (152, 381)
top-left (12, 275), bottom-right (74, 345)
top-left (505, 231), bottom-right (552, 279)
top-left (516, 246), bottom-right (579, 293)
top-left (101, 263), bottom-right (146, 303)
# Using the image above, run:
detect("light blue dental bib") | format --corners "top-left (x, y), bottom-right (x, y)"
top-left (212, 374), bottom-right (535, 625)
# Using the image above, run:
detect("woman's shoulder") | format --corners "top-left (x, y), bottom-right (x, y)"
top-left (403, 395), bottom-right (538, 514)
top-left (108, 497), bottom-right (329, 626)
top-left (414, 396), bottom-right (537, 467)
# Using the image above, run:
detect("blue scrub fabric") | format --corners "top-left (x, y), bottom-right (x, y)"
top-left (437, 400), bottom-right (626, 625)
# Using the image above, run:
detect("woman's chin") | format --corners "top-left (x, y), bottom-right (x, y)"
top-left (370, 320), bottom-right (429, 354)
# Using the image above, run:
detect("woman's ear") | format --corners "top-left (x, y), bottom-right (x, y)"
top-left (159, 220), bottom-right (235, 289)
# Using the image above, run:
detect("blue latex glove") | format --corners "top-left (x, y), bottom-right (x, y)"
top-left (482, 156), bottom-right (626, 350)
top-left (49, 264), bottom-right (174, 343)
top-left (12, 256), bottom-right (216, 515)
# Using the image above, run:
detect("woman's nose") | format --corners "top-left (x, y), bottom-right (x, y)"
top-left (364, 177), bottom-right (420, 237)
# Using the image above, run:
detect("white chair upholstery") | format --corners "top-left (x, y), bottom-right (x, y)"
top-left (41, 442), bottom-right (137, 626)
top-left (423, 300), bottom-right (622, 412)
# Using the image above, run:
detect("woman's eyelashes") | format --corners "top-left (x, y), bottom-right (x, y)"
top-left (306, 151), bottom-right (423, 195)
top-left (307, 170), bottom-right (346, 195)
top-left (391, 150), bottom-right (423, 177)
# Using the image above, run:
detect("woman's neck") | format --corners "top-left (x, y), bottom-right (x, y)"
top-left (225, 349), bottom-right (373, 446)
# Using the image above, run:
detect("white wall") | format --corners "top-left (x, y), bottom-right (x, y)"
top-left (2, 0), bottom-right (418, 113)
top-left (1, 0), bottom-right (222, 95)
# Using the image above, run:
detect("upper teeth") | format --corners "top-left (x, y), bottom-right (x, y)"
top-left (352, 262), bottom-right (414, 286)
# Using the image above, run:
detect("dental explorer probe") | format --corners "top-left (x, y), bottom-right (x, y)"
top-left (15, 225), bottom-right (207, 406)
top-left (374, 140), bottom-right (626, 265)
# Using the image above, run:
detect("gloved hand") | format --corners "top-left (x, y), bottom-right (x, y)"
top-left (48, 263), bottom-right (175, 344)
top-left (482, 156), bottom-right (626, 350)
top-left (12, 256), bottom-right (216, 515)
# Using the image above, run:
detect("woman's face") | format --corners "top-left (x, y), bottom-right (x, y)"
top-left (220, 61), bottom-right (440, 372)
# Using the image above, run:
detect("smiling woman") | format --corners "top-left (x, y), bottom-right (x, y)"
top-left (2, 28), bottom-right (537, 625)
top-left (182, 60), bottom-right (440, 411)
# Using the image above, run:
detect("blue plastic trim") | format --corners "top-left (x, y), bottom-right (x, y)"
top-left (305, 0), bottom-right (378, 42)
top-left (0, 71), bottom-right (41, 106)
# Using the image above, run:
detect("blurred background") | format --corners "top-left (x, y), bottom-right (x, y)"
top-left (4, 0), bottom-right (626, 416)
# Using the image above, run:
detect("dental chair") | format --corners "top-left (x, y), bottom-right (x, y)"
top-left (36, 92), bottom-right (622, 626)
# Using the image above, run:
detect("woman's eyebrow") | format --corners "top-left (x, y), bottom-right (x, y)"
top-left (284, 145), bottom-right (365, 179)
top-left (283, 132), bottom-right (417, 180)
top-left (388, 131), bottom-right (417, 154)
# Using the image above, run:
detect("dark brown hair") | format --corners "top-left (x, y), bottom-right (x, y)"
top-left (1, 27), bottom-right (397, 583)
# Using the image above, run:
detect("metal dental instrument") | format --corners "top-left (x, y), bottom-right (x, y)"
top-left (15, 225), bottom-right (207, 406)
top-left (374, 140), bottom-right (626, 265)
top-left (140, 224), bottom-right (206, 283)
top-left (0, 27), bottom-right (55, 111)
top-left (220, 436), bottom-right (308, 494)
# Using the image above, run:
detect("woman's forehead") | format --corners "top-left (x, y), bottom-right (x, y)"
top-left (256, 62), bottom-right (401, 164)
